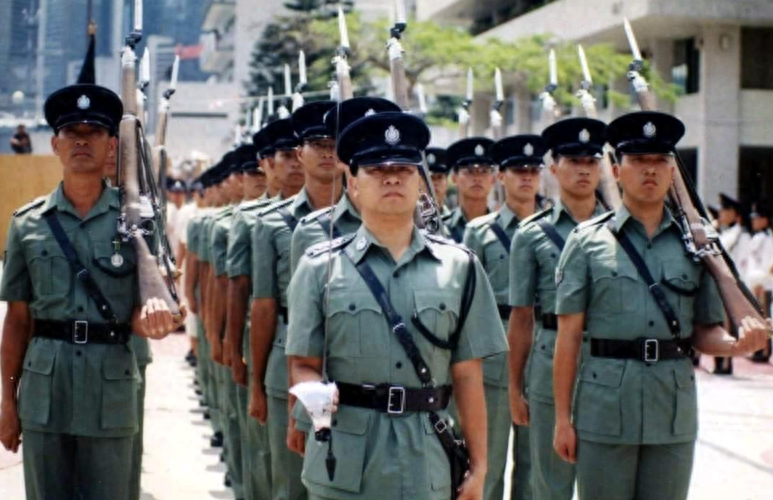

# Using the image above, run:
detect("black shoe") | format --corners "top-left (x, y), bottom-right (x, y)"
top-left (210, 431), bottom-right (224, 448)
top-left (224, 472), bottom-right (232, 488)
top-left (203, 410), bottom-right (211, 420)
top-left (199, 399), bottom-right (208, 408)
top-left (750, 349), bottom-right (771, 363)
top-left (195, 389), bottom-right (203, 396)
top-left (194, 379), bottom-right (199, 386)
top-left (220, 451), bottom-right (226, 463)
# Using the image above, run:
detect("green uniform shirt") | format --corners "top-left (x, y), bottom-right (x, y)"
top-left (555, 205), bottom-right (724, 445)
top-left (286, 225), bottom-right (507, 500)
top-left (461, 204), bottom-right (521, 387)
top-left (251, 189), bottom-right (315, 398)
top-left (289, 193), bottom-right (361, 275)
top-left (211, 206), bottom-right (235, 277)
top-left (508, 200), bottom-right (606, 403)
top-left (198, 209), bottom-right (219, 264)
top-left (0, 183), bottom-right (141, 437)
top-left (442, 206), bottom-right (471, 243)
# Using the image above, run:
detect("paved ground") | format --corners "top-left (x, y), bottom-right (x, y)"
top-left (1, 296), bottom-right (773, 498)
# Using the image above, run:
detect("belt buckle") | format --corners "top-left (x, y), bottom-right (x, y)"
top-left (644, 338), bottom-right (659, 363)
top-left (387, 386), bottom-right (406, 415)
top-left (73, 320), bottom-right (89, 344)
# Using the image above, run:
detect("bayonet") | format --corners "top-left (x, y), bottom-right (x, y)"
top-left (539, 49), bottom-right (559, 121)
top-left (333, 5), bottom-right (353, 100)
top-left (490, 68), bottom-right (504, 140)
top-left (293, 51), bottom-right (306, 112)
top-left (622, 18), bottom-right (654, 108)
top-left (457, 67), bottom-right (473, 139)
top-left (416, 83), bottom-right (427, 116)
top-left (387, 0), bottom-right (409, 109)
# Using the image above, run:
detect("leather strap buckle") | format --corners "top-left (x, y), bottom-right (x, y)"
top-left (387, 386), bottom-right (406, 414)
top-left (73, 320), bottom-right (89, 344)
top-left (643, 338), bottom-right (659, 363)
top-left (434, 418), bottom-right (448, 434)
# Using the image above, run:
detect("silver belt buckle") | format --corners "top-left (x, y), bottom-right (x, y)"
top-left (73, 320), bottom-right (89, 344)
top-left (387, 386), bottom-right (406, 414)
top-left (644, 338), bottom-right (659, 363)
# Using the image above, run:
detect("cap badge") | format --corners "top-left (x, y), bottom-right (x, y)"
top-left (579, 129), bottom-right (590, 144)
top-left (427, 153), bottom-right (436, 165)
top-left (523, 143), bottom-right (534, 156)
top-left (643, 121), bottom-right (657, 138)
top-left (385, 125), bottom-right (401, 145)
top-left (77, 95), bottom-right (91, 110)
top-left (475, 144), bottom-right (485, 156)
top-left (365, 108), bottom-right (376, 117)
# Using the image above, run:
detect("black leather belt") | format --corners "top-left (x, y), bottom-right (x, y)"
top-left (497, 304), bottom-right (510, 320)
top-left (337, 382), bottom-right (452, 415)
top-left (34, 320), bottom-right (132, 345)
top-left (591, 337), bottom-right (692, 363)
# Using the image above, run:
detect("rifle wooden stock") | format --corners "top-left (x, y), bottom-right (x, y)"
top-left (119, 47), bottom-right (181, 319)
top-left (578, 91), bottom-right (622, 210)
top-left (389, 53), bottom-right (409, 110)
top-left (629, 71), bottom-right (766, 326)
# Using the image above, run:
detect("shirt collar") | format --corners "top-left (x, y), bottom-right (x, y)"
top-left (498, 203), bottom-right (519, 229)
top-left (551, 198), bottom-right (607, 225)
top-left (290, 188), bottom-right (314, 217)
top-left (333, 192), bottom-right (361, 222)
top-left (43, 181), bottom-right (118, 221)
top-left (347, 224), bottom-right (439, 265)
top-left (614, 203), bottom-right (678, 236)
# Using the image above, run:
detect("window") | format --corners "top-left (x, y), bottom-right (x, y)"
top-left (672, 39), bottom-right (700, 95)
top-left (677, 148), bottom-right (698, 186)
top-left (741, 28), bottom-right (773, 90)
top-left (738, 147), bottom-right (773, 204)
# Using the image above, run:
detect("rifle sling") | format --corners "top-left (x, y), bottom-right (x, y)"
top-left (536, 218), bottom-right (565, 251)
top-left (317, 212), bottom-right (340, 239)
top-left (277, 207), bottom-right (298, 233)
top-left (489, 215), bottom-right (511, 253)
top-left (44, 212), bottom-right (118, 323)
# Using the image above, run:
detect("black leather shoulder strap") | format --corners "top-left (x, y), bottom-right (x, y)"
top-left (605, 219), bottom-right (681, 338)
top-left (536, 218), bottom-right (566, 251)
top-left (44, 213), bottom-right (118, 323)
top-left (277, 206), bottom-right (298, 233)
top-left (489, 215), bottom-right (511, 253)
top-left (317, 211), bottom-right (340, 239)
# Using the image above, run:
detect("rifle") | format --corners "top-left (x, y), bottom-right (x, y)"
top-left (293, 50), bottom-right (307, 112)
top-left (457, 67), bottom-right (473, 139)
top-left (152, 54), bottom-right (179, 212)
top-left (117, 0), bottom-right (181, 319)
top-left (621, 18), bottom-right (767, 328)
top-left (386, 0), bottom-right (444, 235)
top-left (540, 49), bottom-right (561, 204)
top-left (575, 45), bottom-right (622, 210)
top-left (490, 68), bottom-right (505, 140)
top-left (333, 5), bottom-right (354, 101)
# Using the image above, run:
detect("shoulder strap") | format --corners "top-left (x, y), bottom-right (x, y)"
top-left (449, 225), bottom-right (464, 244)
top-left (488, 215), bottom-right (511, 253)
top-left (342, 246), bottom-right (434, 387)
top-left (44, 213), bottom-right (118, 323)
top-left (605, 219), bottom-right (681, 338)
top-left (277, 206), bottom-right (298, 232)
top-left (317, 211), bottom-right (340, 239)
top-left (536, 218), bottom-right (565, 251)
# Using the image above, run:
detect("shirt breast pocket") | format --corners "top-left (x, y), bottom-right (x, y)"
top-left (327, 292), bottom-right (384, 358)
top-left (18, 341), bottom-right (57, 425)
top-left (101, 348), bottom-right (139, 430)
top-left (92, 242), bottom-right (137, 306)
top-left (591, 261), bottom-right (641, 313)
top-left (413, 290), bottom-right (460, 344)
top-left (662, 262), bottom-right (700, 327)
top-left (27, 241), bottom-right (72, 298)
top-left (575, 360), bottom-right (625, 437)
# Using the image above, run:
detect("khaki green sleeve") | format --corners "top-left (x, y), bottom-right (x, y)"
top-left (693, 269), bottom-right (725, 326)
top-left (509, 226), bottom-right (538, 307)
top-left (251, 217), bottom-right (277, 299)
top-left (0, 218), bottom-right (32, 302)
top-left (554, 230), bottom-right (591, 315)
top-left (285, 255), bottom-right (325, 358)
top-left (227, 211), bottom-right (251, 278)
top-left (452, 255), bottom-right (509, 364)
top-left (462, 226), bottom-right (484, 264)
top-left (289, 225), bottom-right (308, 277)
top-left (212, 220), bottom-right (230, 277)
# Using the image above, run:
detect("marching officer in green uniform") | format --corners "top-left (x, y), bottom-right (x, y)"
top-left (226, 130), bottom-right (280, 500)
top-left (286, 111), bottom-right (508, 500)
top-left (508, 120), bottom-right (608, 500)
top-left (442, 138), bottom-right (497, 243)
top-left (211, 150), bottom-right (250, 498)
top-left (0, 83), bottom-right (182, 500)
top-left (251, 103), bottom-right (343, 500)
top-left (463, 134), bottom-right (546, 500)
top-left (552, 111), bottom-right (770, 500)
top-left (426, 147), bottom-right (451, 217)
top-left (289, 97), bottom-right (403, 274)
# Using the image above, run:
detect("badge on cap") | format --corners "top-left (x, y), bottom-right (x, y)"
top-left (385, 125), bottom-right (401, 146)
top-left (365, 108), bottom-right (376, 117)
top-left (427, 154), bottom-right (436, 165)
top-left (523, 143), bottom-right (534, 156)
top-left (355, 237), bottom-right (367, 251)
top-left (475, 144), bottom-right (485, 156)
top-left (579, 129), bottom-right (590, 144)
top-left (643, 121), bottom-right (656, 138)
top-left (77, 95), bottom-right (91, 110)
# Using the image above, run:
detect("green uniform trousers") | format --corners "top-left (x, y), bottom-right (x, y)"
top-left (22, 429), bottom-right (134, 500)
top-left (128, 364), bottom-right (149, 500)
top-left (206, 338), bottom-right (222, 436)
top-left (221, 363), bottom-right (244, 499)
top-left (196, 317), bottom-right (210, 406)
top-left (511, 423), bottom-right (532, 500)
top-left (244, 370), bottom-right (273, 500)
top-left (529, 400), bottom-right (574, 500)
top-left (483, 384), bottom-right (511, 500)
top-left (267, 394), bottom-right (307, 500)
top-left (576, 440), bottom-right (695, 500)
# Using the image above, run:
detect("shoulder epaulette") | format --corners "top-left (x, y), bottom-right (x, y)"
top-left (299, 206), bottom-right (334, 226)
top-left (12, 196), bottom-right (46, 217)
top-left (518, 206), bottom-right (552, 228)
top-left (425, 233), bottom-right (473, 255)
top-left (258, 196), bottom-right (295, 217)
top-left (574, 211), bottom-right (615, 233)
top-left (305, 233), bottom-right (356, 258)
top-left (441, 210), bottom-right (455, 223)
top-left (466, 211), bottom-right (498, 229)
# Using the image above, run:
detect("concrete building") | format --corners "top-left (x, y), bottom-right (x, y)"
top-left (417, 0), bottom-right (773, 204)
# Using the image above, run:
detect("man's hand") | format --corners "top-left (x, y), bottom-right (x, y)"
top-left (455, 467), bottom-right (485, 500)
top-left (138, 299), bottom-right (187, 339)
top-left (222, 337), bottom-right (232, 366)
top-left (733, 316), bottom-right (772, 355)
top-left (510, 391), bottom-right (530, 426)
top-left (287, 418), bottom-right (306, 456)
top-left (0, 400), bottom-right (21, 453)
top-left (211, 339), bottom-right (224, 365)
top-left (553, 420), bottom-right (577, 464)
top-left (249, 385), bottom-right (268, 424)
top-left (233, 358), bottom-right (248, 387)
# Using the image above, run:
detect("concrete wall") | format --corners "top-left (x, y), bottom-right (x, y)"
top-left (0, 154), bottom-right (61, 255)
